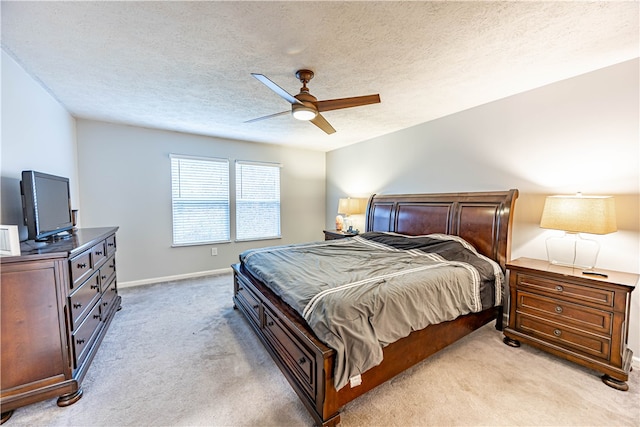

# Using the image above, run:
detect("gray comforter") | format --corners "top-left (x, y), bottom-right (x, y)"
top-left (239, 232), bottom-right (504, 391)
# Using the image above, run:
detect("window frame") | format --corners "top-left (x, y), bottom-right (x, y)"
top-left (170, 154), bottom-right (231, 247)
top-left (234, 160), bottom-right (282, 242)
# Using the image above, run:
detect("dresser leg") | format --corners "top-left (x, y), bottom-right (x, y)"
top-left (1, 410), bottom-right (13, 425)
top-left (57, 388), bottom-right (83, 407)
top-left (503, 336), bottom-right (520, 347)
top-left (601, 375), bottom-right (629, 391)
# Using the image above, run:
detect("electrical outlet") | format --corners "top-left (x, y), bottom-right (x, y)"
top-left (211, 247), bottom-right (218, 256)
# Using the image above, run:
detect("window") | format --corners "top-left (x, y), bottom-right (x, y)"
top-left (171, 154), bottom-right (230, 246)
top-left (235, 161), bottom-right (281, 241)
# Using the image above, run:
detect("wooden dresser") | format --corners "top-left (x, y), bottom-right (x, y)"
top-left (1, 227), bottom-right (120, 422)
top-left (503, 257), bottom-right (637, 390)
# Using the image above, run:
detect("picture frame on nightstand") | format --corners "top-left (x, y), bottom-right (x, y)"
top-left (0, 225), bottom-right (20, 256)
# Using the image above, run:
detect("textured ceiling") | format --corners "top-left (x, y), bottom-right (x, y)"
top-left (1, 1), bottom-right (638, 152)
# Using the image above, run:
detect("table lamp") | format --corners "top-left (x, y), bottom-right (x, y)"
top-left (539, 193), bottom-right (617, 269)
top-left (337, 197), bottom-right (367, 233)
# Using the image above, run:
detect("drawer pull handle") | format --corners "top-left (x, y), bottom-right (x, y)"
top-left (555, 285), bottom-right (564, 292)
top-left (237, 286), bottom-right (244, 291)
top-left (555, 306), bottom-right (563, 314)
top-left (111, 287), bottom-right (117, 292)
top-left (73, 303), bottom-right (82, 309)
top-left (77, 263), bottom-right (87, 269)
top-left (108, 243), bottom-right (114, 247)
top-left (298, 357), bottom-right (306, 365)
top-left (76, 338), bottom-right (85, 345)
top-left (253, 304), bottom-right (259, 310)
top-left (95, 251), bottom-right (103, 256)
top-left (101, 275), bottom-right (107, 280)
top-left (103, 302), bottom-right (108, 306)
top-left (93, 314), bottom-right (101, 319)
top-left (90, 284), bottom-right (99, 290)
top-left (553, 329), bottom-right (562, 337)
top-left (267, 321), bottom-right (274, 326)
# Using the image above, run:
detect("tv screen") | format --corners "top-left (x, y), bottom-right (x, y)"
top-left (21, 170), bottom-right (74, 241)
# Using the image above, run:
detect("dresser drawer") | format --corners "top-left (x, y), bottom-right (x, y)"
top-left (68, 271), bottom-right (101, 329)
top-left (516, 291), bottom-right (612, 336)
top-left (515, 273), bottom-right (614, 308)
top-left (263, 307), bottom-right (316, 396)
top-left (70, 250), bottom-right (93, 288)
top-left (101, 277), bottom-right (119, 315)
top-left (99, 256), bottom-right (116, 293)
top-left (516, 313), bottom-right (611, 361)
top-left (72, 302), bottom-right (102, 368)
top-left (91, 241), bottom-right (107, 268)
top-left (105, 234), bottom-right (117, 256)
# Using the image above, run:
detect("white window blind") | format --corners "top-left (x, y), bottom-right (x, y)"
top-left (235, 161), bottom-right (281, 241)
top-left (171, 155), bottom-right (230, 246)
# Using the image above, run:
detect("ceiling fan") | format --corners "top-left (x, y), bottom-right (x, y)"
top-left (246, 69), bottom-right (380, 134)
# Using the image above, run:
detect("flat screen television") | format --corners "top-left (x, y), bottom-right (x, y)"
top-left (21, 170), bottom-right (74, 241)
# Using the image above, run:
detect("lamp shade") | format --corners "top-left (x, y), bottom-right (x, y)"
top-left (540, 194), bottom-right (617, 235)
top-left (338, 198), bottom-right (367, 215)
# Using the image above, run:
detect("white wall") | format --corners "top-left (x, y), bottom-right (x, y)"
top-left (326, 59), bottom-right (640, 357)
top-left (75, 120), bottom-right (326, 285)
top-left (0, 49), bottom-right (78, 238)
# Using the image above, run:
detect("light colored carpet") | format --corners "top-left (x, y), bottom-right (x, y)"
top-left (6, 273), bottom-right (639, 426)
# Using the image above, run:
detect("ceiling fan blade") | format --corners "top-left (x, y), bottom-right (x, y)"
top-left (310, 113), bottom-right (336, 135)
top-left (252, 73), bottom-right (302, 105)
top-left (316, 94), bottom-right (380, 112)
top-left (244, 110), bottom-right (289, 123)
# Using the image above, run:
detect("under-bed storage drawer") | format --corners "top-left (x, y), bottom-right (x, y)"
top-left (263, 306), bottom-right (316, 397)
top-left (235, 279), bottom-right (261, 326)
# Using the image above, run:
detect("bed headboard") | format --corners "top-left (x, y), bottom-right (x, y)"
top-left (365, 189), bottom-right (518, 271)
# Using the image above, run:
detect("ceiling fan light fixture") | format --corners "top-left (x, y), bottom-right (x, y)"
top-left (292, 104), bottom-right (317, 121)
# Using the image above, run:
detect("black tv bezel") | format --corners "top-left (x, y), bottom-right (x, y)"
top-left (21, 170), bottom-right (74, 241)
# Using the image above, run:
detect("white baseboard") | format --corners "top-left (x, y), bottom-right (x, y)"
top-left (118, 267), bottom-right (232, 288)
top-left (633, 356), bottom-right (640, 370)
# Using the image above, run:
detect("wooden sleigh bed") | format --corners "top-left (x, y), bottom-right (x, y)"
top-left (232, 189), bottom-right (518, 426)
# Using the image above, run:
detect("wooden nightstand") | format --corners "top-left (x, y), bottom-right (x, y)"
top-left (503, 257), bottom-right (637, 391)
top-left (323, 230), bottom-right (357, 240)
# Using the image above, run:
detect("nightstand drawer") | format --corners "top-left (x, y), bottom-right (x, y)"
top-left (516, 291), bottom-right (612, 335)
top-left (515, 273), bottom-right (614, 308)
top-left (516, 313), bottom-right (611, 361)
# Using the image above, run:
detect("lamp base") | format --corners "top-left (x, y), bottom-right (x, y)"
top-left (545, 232), bottom-right (600, 269)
